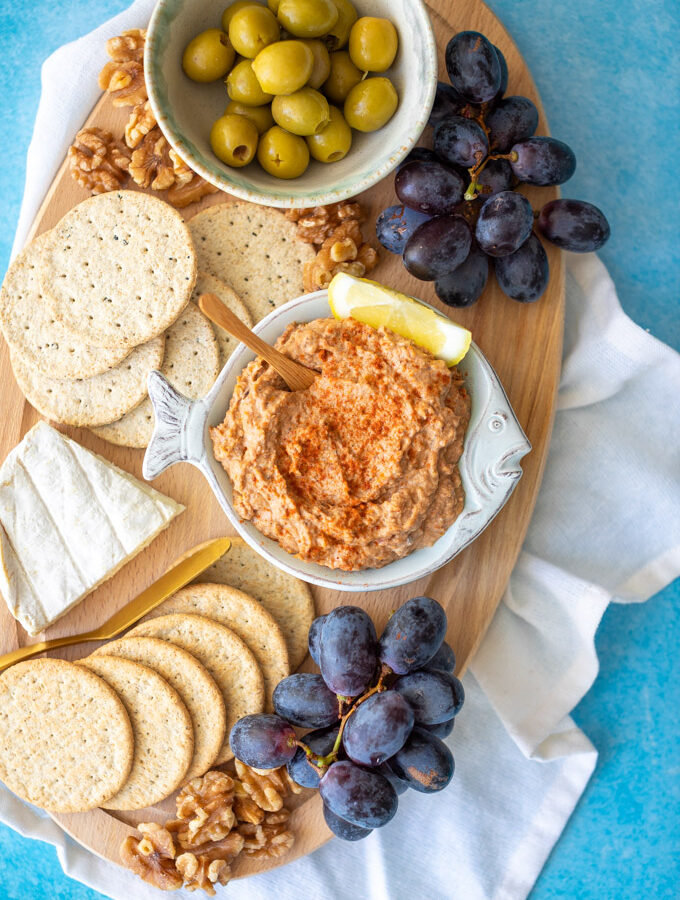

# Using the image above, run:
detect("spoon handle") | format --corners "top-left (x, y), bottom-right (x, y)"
top-left (198, 293), bottom-right (316, 392)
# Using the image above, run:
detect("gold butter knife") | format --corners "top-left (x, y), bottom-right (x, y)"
top-left (0, 537), bottom-right (231, 673)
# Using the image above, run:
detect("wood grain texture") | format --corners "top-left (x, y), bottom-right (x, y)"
top-left (0, 0), bottom-right (564, 879)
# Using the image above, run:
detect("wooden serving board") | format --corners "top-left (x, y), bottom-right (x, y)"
top-left (0, 0), bottom-right (564, 881)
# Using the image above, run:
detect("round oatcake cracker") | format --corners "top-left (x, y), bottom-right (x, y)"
top-left (192, 271), bottom-right (253, 367)
top-left (10, 334), bottom-right (165, 427)
top-left (40, 190), bottom-right (196, 349)
top-left (79, 655), bottom-right (194, 810)
top-left (127, 613), bottom-right (264, 764)
top-left (196, 536), bottom-right (315, 670)
top-left (188, 201), bottom-right (314, 323)
top-left (146, 583), bottom-right (290, 711)
top-left (92, 301), bottom-right (219, 448)
top-left (0, 232), bottom-right (132, 379)
top-left (91, 636), bottom-right (226, 781)
top-left (0, 658), bottom-right (133, 813)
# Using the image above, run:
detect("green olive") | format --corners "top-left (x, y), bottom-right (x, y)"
top-left (324, 0), bottom-right (357, 50)
top-left (343, 76), bottom-right (398, 131)
top-left (322, 50), bottom-right (362, 104)
top-left (225, 100), bottom-right (275, 133)
top-left (226, 59), bottom-right (274, 105)
top-left (221, 1), bottom-right (260, 31)
top-left (349, 17), bottom-right (398, 72)
top-left (258, 125), bottom-right (310, 177)
top-left (277, 0), bottom-right (338, 38)
top-left (252, 40), bottom-right (313, 95)
top-left (306, 105), bottom-right (352, 162)
top-left (228, 5), bottom-right (280, 58)
top-left (267, 0), bottom-right (281, 11)
top-left (272, 87), bottom-right (330, 135)
top-left (182, 29), bottom-right (235, 83)
top-left (302, 39), bottom-right (331, 89)
top-left (210, 114), bottom-right (259, 166)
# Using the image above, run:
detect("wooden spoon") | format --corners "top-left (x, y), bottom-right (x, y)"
top-left (198, 293), bottom-right (316, 391)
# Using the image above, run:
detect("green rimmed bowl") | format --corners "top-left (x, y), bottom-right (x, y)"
top-left (144, 0), bottom-right (437, 208)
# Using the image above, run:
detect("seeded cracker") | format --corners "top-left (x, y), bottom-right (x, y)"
top-left (39, 191), bottom-right (196, 349)
top-left (0, 658), bottom-right (134, 813)
top-left (92, 302), bottom-right (219, 448)
top-left (188, 201), bottom-right (315, 323)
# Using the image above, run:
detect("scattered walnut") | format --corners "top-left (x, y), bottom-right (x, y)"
top-left (99, 59), bottom-right (147, 107)
top-left (120, 823), bottom-right (183, 892)
top-left (68, 127), bottom-right (130, 194)
top-left (125, 100), bottom-right (157, 149)
top-left (168, 149), bottom-right (194, 186)
top-left (234, 759), bottom-right (301, 813)
top-left (239, 809), bottom-right (294, 860)
top-left (176, 853), bottom-right (230, 896)
top-left (234, 795), bottom-right (265, 824)
top-left (128, 128), bottom-right (177, 190)
top-left (302, 217), bottom-right (379, 292)
top-left (106, 28), bottom-right (146, 63)
top-left (171, 770), bottom-right (236, 850)
top-left (286, 201), bottom-right (365, 245)
top-left (166, 174), bottom-right (219, 208)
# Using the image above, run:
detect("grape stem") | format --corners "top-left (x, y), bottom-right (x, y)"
top-left (298, 664), bottom-right (393, 776)
top-left (464, 150), bottom-right (519, 201)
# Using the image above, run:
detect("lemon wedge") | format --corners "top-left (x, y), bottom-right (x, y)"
top-left (327, 273), bottom-right (472, 366)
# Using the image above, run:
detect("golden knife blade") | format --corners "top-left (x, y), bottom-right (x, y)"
top-left (0, 537), bottom-right (231, 674)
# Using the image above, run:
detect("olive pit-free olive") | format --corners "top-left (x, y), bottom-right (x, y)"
top-left (182, 29), bottom-right (235, 82)
top-left (225, 100), bottom-right (275, 133)
top-left (258, 125), bottom-right (310, 178)
top-left (210, 113), bottom-right (259, 167)
top-left (349, 17), bottom-right (399, 71)
top-left (322, 50), bottom-right (362, 104)
top-left (324, 0), bottom-right (358, 50)
top-left (226, 58), bottom-right (274, 105)
top-left (303, 39), bottom-right (331, 89)
top-left (221, 1), bottom-right (260, 31)
top-left (272, 87), bottom-right (330, 135)
top-left (228, 5), bottom-right (280, 58)
top-left (344, 76), bottom-right (398, 131)
top-left (306, 105), bottom-right (352, 162)
top-left (277, 0), bottom-right (339, 38)
top-left (252, 40), bottom-right (314, 94)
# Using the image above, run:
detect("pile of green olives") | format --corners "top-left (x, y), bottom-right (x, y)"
top-left (182, 0), bottom-right (400, 179)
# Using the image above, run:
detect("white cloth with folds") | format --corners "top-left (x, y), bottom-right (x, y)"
top-left (3, 2), bottom-right (679, 898)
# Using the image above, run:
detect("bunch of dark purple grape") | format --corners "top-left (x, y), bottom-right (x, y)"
top-left (229, 597), bottom-right (463, 841)
top-left (376, 30), bottom-right (611, 307)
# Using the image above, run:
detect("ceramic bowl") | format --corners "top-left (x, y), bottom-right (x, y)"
top-left (144, 0), bottom-right (438, 207)
top-left (143, 293), bottom-right (531, 592)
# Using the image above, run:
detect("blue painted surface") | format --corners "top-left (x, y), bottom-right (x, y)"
top-left (0, 1), bottom-right (677, 899)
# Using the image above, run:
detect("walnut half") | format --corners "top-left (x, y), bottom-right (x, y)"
top-left (234, 759), bottom-right (301, 813)
top-left (68, 127), bottom-right (130, 194)
top-left (120, 823), bottom-right (183, 892)
top-left (170, 769), bottom-right (236, 850)
top-left (128, 128), bottom-right (177, 191)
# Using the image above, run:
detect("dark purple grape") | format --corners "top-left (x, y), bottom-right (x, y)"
top-left (537, 199), bottom-right (610, 252)
top-left (475, 190), bottom-right (533, 257)
top-left (388, 727), bottom-right (454, 793)
top-left (493, 45), bottom-right (509, 99)
top-left (434, 115), bottom-right (489, 168)
top-left (445, 31), bottom-right (501, 103)
top-left (494, 232), bottom-right (549, 302)
top-left (394, 669), bottom-right (464, 725)
top-left (510, 137), bottom-right (576, 186)
top-left (435, 243), bottom-right (488, 307)
top-left (308, 614), bottom-right (326, 664)
top-left (395, 160), bottom-right (466, 216)
top-left (486, 96), bottom-right (538, 152)
top-left (475, 158), bottom-right (514, 199)
top-left (376, 204), bottom-right (431, 255)
top-left (397, 146), bottom-right (439, 171)
top-left (287, 724), bottom-right (339, 788)
top-left (342, 691), bottom-right (414, 766)
top-left (320, 760), bottom-right (398, 828)
top-left (421, 718), bottom-right (455, 739)
top-left (376, 762), bottom-right (410, 795)
top-left (230, 713), bottom-right (297, 768)
top-left (273, 673), bottom-right (340, 729)
top-left (323, 803), bottom-right (373, 841)
top-left (378, 596), bottom-right (447, 674)
top-left (319, 606), bottom-right (377, 697)
top-left (428, 640), bottom-right (456, 673)
top-left (403, 215), bottom-right (472, 281)
top-left (428, 81), bottom-right (467, 127)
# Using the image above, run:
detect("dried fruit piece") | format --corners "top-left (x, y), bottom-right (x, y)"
top-left (67, 126), bottom-right (130, 194)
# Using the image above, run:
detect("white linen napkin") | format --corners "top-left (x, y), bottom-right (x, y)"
top-left (4, 3), bottom-right (680, 898)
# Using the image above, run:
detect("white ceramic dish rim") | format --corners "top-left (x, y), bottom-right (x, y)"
top-left (144, 0), bottom-right (438, 208)
top-left (143, 292), bottom-right (532, 591)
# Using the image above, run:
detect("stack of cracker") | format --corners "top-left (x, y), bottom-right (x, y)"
top-left (0, 539), bottom-right (314, 813)
top-left (0, 192), bottom-right (314, 449)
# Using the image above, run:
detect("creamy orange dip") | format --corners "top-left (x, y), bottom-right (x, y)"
top-left (211, 317), bottom-right (471, 571)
